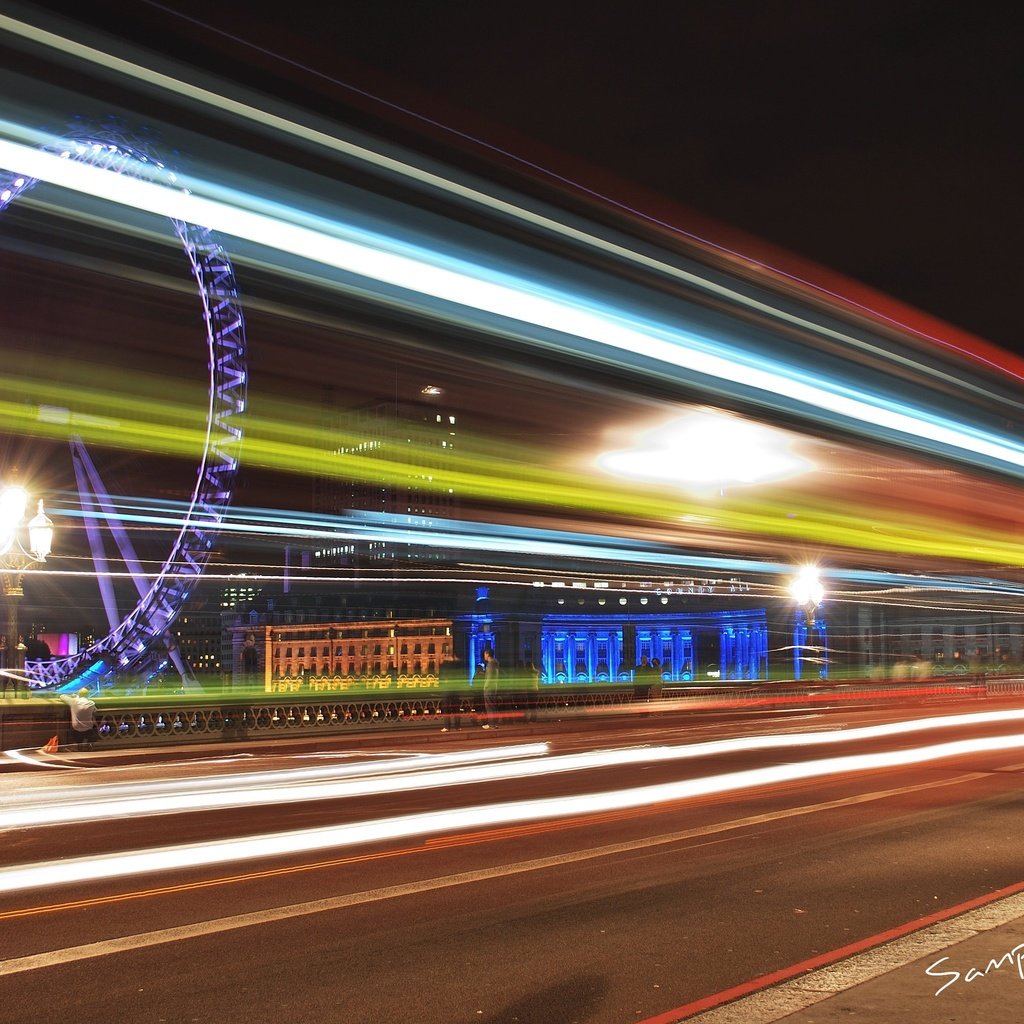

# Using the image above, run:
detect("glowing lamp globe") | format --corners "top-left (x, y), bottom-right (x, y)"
top-left (28, 500), bottom-right (54, 560)
top-left (789, 566), bottom-right (824, 609)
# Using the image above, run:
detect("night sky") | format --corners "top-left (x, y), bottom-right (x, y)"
top-left (4, 1), bottom-right (1023, 637)
top-left (27, 0), bottom-right (1022, 357)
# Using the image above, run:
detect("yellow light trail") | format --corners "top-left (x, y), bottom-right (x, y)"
top-left (2, 129), bottom-right (1023, 482)
top-left (1, 360), bottom-right (1022, 567)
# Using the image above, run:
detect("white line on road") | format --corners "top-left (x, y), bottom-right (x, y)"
top-left (0, 770), bottom-right (987, 977)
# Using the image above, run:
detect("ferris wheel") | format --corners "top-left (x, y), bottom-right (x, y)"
top-left (0, 126), bottom-right (247, 689)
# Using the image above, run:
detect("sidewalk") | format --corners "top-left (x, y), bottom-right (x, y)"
top-left (688, 888), bottom-right (1024, 1023)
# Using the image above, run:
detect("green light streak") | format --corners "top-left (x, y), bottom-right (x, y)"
top-left (1, 363), bottom-right (1021, 568)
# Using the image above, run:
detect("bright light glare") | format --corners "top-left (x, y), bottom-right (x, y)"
top-left (0, 484), bottom-right (27, 555)
top-left (600, 411), bottom-right (810, 486)
top-left (3, 728), bottom-right (1024, 893)
top-left (0, 484), bottom-right (27, 529)
top-left (790, 565), bottom-right (825, 607)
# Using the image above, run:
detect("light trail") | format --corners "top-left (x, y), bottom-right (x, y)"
top-left (39, 490), bottom-right (1024, 599)
top-left (3, 727), bottom-right (1023, 893)
top-left (4, 358), bottom-right (1024, 566)
top-left (6, 708), bottom-right (1024, 830)
top-left (33, 497), bottom-right (1024, 589)
top-left (4, 9), bottom-right (1022, 401)
top-left (1, 133), bottom-right (1023, 479)
top-left (2, 743), bottom-right (550, 814)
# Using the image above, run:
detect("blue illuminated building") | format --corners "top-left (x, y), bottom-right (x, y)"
top-left (227, 579), bottom-right (833, 687)
top-left (461, 584), bottom-right (779, 684)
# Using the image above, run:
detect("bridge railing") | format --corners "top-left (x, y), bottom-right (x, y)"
top-left (83, 685), bottom-right (635, 748)
top-left (2, 675), bottom-right (1018, 752)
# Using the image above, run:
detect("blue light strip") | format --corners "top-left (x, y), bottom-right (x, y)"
top-left (1, 131), bottom-right (1023, 478)
top-left (47, 496), bottom-right (1024, 598)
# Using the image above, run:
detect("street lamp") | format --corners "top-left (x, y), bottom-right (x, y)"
top-left (788, 565), bottom-right (827, 681)
top-left (789, 565), bottom-right (824, 627)
top-left (1, 485), bottom-right (54, 681)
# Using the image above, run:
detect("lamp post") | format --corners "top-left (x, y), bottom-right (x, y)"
top-left (0, 485), bottom-right (54, 683)
top-left (788, 565), bottom-right (825, 681)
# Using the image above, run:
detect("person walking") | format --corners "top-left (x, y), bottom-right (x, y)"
top-left (633, 655), bottom-right (656, 702)
top-left (59, 688), bottom-right (99, 750)
top-left (481, 646), bottom-right (500, 729)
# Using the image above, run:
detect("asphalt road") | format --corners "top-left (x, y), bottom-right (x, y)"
top-left (2, 696), bottom-right (1023, 1024)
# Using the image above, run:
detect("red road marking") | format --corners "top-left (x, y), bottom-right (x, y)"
top-left (637, 877), bottom-right (1024, 1023)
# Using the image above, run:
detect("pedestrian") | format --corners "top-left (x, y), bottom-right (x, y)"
top-left (59, 688), bottom-right (99, 750)
top-left (481, 646), bottom-right (500, 729)
top-left (633, 655), bottom-right (656, 702)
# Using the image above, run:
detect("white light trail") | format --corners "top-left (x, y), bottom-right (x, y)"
top-left (0, 135), bottom-right (1022, 474)
top-left (2, 10), bottom-right (1013, 407)
top-left (6, 708), bottom-right (1024, 830)
top-left (3, 729), bottom-right (1023, 893)
top-left (1, 743), bottom-right (550, 820)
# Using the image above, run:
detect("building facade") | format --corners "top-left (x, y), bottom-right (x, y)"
top-left (230, 582), bottom-right (777, 691)
top-left (463, 608), bottom-right (770, 684)
top-left (233, 617), bottom-right (455, 693)
top-left (312, 392), bottom-right (460, 566)
top-left (854, 605), bottom-right (1024, 678)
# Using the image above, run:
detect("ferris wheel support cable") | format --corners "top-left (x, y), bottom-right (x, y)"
top-left (70, 441), bottom-right (121, 634)
top-left (70, 438), bottom-right (151, 603)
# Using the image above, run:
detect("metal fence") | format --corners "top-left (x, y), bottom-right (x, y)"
top-left (985, 677), bottom-right (1024, 696)
top-left (7, 675), bottom-right (1016, 752)
top-left (90, 686), bottom-right (635, 747)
